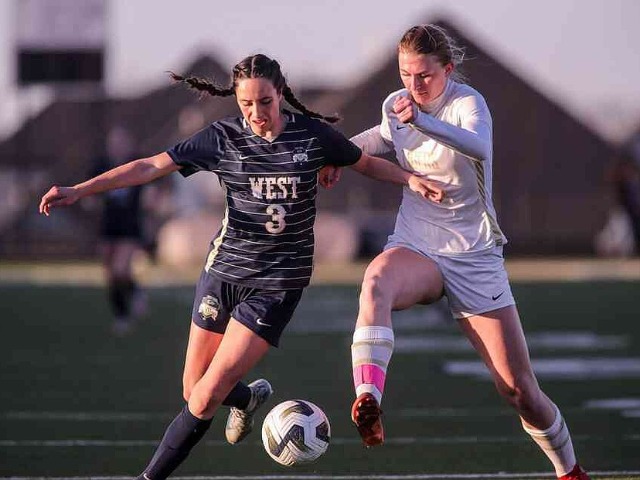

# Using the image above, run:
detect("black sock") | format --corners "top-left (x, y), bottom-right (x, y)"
top-left (222, 381), bottom-right (251, 410)
top-left (109, 278), bottom-right (136, 318)
top-left (121, 279), bottom-right (136, 316)
top-left (140, 405), bottom-right (212, 480)
top-left (108, 280), bottom-right (127, 317)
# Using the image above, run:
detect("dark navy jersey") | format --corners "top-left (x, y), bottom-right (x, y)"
top-left (167, 111), bottom-right (362, 290)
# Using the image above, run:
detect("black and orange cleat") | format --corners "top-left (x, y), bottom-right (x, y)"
top-left (351, 392), bottom-right (384, 447)
top-left (559, 464), bottom-right (590, 480)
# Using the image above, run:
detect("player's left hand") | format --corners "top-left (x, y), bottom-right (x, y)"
top-left (408, 175), bottom-right (445, 203)
top-left (393, 95), bottom-right (417, 124)
top-left (318, 165), bottom-right (342, 189)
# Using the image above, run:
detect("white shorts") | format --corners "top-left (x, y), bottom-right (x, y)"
top-left (385, 237), bottom-right (515, 319)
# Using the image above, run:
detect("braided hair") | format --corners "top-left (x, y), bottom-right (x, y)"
top-left (170, 54), bottom-right (339, 123)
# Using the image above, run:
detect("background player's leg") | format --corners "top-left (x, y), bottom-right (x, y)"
top-left (101, 243), bottom-right (121, 318)
top-left (106, 240), bottom-right (139, 333)
top-left (459, 305), bottom-right (582, 477)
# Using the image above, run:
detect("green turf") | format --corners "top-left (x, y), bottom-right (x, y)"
top-left (1, 281), bottom-right (639, 478)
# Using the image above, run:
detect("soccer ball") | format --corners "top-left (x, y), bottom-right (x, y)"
top-left (261, 399), bottom-right (331, 466)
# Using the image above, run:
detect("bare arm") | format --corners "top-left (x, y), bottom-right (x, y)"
top-left (350, 153), bottom-right (444, 203)
top-left (39, 152), bottom-right (180, 215)
top-left (319, 126), bottom-right (394, 190)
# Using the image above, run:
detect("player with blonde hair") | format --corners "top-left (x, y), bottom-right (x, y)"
top-left (347, 24), bottom-right (590, 480)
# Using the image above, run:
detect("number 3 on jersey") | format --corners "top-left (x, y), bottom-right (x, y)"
top-left (265, 205), bottom-right (286, 233)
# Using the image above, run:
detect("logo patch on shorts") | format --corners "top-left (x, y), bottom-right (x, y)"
top-left (292, 146), bottom-right (308, 163)
top-left (198, 295), bottom-right (220, 321)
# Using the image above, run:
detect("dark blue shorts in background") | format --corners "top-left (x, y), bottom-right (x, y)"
top-left (190, 270), bottom-right (304, 347)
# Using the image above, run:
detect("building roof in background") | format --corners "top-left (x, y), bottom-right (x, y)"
top-left (0, 18), bottom-right (626, 255)
top-left (320, 18), bottom-right (621, 252)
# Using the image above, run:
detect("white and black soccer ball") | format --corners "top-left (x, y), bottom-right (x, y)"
top-left (261, 399), bottom-right (330, 466)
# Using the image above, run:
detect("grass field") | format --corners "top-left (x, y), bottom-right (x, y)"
top-left (1, 275), bottom-right (640, 479)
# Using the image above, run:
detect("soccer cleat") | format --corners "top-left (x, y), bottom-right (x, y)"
top-left (351, 392), bottom-right (384, 447)
top-left (225, 379), bottom-right (273, 444)
top-left (558, 464), bottom-right (591, 480)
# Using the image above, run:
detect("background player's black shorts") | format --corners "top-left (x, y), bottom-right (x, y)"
top-left (100, 217), bottom-right (142, 240)
top-left (190, 270), bottom-right (304, 347)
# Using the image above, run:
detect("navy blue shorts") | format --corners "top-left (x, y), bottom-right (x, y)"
top-left (190, 270), bottom-right (304, 347)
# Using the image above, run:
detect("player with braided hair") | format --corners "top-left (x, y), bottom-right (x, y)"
top-left (39, 53), bottom-right (443, 479)
top-left (169, 55), bottom-right (340, 122)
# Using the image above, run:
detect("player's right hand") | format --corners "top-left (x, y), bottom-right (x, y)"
top-left (408, 175), bottom-right (445, 203)
top-left (392, 95), bottom-right (417, 124)
top-left (39, 185), bottom-right (80, 216)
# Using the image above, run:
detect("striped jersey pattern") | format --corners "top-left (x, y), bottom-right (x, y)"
top-left (167, 111), bottom-right (361, 289)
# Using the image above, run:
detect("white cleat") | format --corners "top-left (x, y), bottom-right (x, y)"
top-left (225, 379), bottom-right (273, 444)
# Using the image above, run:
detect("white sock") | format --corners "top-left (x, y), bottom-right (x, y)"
top-left (522, 404), bottom-right (577, 477)
top-left (351, 326), bottom-right (394, 405)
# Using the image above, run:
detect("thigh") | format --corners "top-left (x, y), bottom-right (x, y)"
top-left (365, 246), bottom-right (444, 310)
top-left (188, 319), bottom-right (271, 417)
top-left (205, 319), bottom-right (270, 381)
top-left (183, 322), bottom-right (224, 397)
top-left (458, 305), bottom-right (536, 388)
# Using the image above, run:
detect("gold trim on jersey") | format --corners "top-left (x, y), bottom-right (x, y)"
top-left (205, 184), bottom-right (230, 271)
top-left (473, 162), bottom-right (504, 246)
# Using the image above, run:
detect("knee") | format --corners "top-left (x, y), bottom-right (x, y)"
top-left (187, 370), bottom-right (243, 418)
top-left (113, 269), bottom-right (131, 282)
top-left (182, 380), bottom-right (193, 403)
top-left (183, 368), bottom-right (202, 403)
top-left (359, 270), bottom-right (391, 308)
top-left (188, 386), bottom-right (226, 418)
top-left (495, 373), bottom-right (543, 414)
top-left (189, 393), bottom-right (221, 418)
top-left (109, 270), bottom-right (130, 283)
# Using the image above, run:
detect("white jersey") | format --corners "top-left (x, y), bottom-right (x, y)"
top-left (352, 80), bottom-right (507, 256)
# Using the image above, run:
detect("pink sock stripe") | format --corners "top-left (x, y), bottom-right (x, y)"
top-left (353, 364), bottom-right (386, 394)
